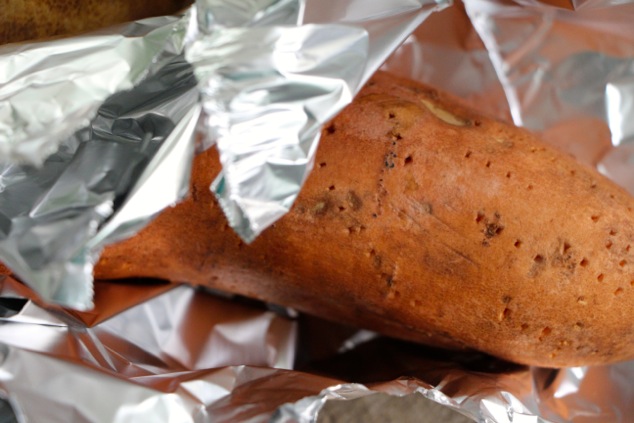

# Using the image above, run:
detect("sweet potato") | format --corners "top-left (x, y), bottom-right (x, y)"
top-left (95, 71), bottom-right (634, 367)
top-left (1, 0), bottom-right (191, 45)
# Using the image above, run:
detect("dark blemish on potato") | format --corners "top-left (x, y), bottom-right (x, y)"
top-left (539, 327), bottom-right (552, 342)
top-left (615, 287), bottom-right (624, 296)
top-left (597, 273), bottom-right (605, 282)
top-left (606, 240), bottom-right (613, 250)
top-left (514, 240), bottom-right (522, 248)
top-left (404, 155), bottom-right (413, 165)
top-left (464, 151), bottom-right (472, 159)
top-left (190, 183), bottom-right (199, 203)
top-left (367, 249), bottom-right (382, 269)
top-left (384, 273), bottom-right (394, 287)
top-left (388, 112), bottom-right (396, 119)
top-left (484, 222), bottom-right (504, 238)
top-left (480, 211), bottom-right (504, 241)
top-left (319, 162), bottom-right (327, 168)
top-left (498, 307), bottom-right (511, 322)
top-left (580, 258), bottom-right (589, 267)
top-left (591, 215), bottom-right (600, 222)
top-left (346, 191), bottom-right (362, 211)
top-left (384, 151), bottom-right (397, 169)
top-left (328, 185), bottom-right (335, 191)
top-left (387, 128), bottom-right (403, 142)
top-left (326, 123), bottom-right (336, 134)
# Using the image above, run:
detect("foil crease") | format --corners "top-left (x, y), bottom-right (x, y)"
top-left (187, 0), bottom-right (446, 241)
top-left (1, 273), bottom-right (634, 422)
top-left (0, 53), bottom-right (200, 309)
top-left (0, 16), bottom-right (188, 166)
top-left (460, 0), bottom-right (634, 189)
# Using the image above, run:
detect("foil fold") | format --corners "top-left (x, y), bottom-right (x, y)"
top-left (187, 22), bottom-right (368, 240)
top-left (0, 52), bottom-right (200, 309)
top-left (0, 16), bottom-right (188, 166)
top-left (3, 272), bottom-right (633, 422)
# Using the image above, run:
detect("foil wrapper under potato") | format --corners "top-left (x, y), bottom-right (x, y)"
top-left (2, 0), bottom-right (634, 421)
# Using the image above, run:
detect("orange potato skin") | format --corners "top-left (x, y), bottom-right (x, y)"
top-left (89, 71), bottom-right (634, 367)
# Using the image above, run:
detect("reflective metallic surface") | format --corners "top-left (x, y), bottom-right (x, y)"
top-left (0, 53), bottom-right (200, 309)
top-left (0, 16), bottom-right (188, 166)
top-left (0, 0), bottom-right (446, 305)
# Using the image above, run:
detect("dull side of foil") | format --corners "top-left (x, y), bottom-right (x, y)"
top-left (0, 15), bottom-right (189, 166)
top-left (0, 53), bottom-right (200, 309)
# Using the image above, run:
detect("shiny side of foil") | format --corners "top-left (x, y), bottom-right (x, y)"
top-left (188, 0), bottom-right (447, 241)
top-left (0, 0), bottom-right (448, 306)
top-left (2, 273), bottom-right (634, 422)
top-left (0, 52), bottom-right (200, 309)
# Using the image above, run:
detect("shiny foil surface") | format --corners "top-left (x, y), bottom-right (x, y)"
top-left (0, 0), bottom-right (447, 307)
top-left (1, 0), bottom-right (634, 422)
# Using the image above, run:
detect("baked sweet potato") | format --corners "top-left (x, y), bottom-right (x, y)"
top-left (1, 0), bottom-right (191, 45)
top-left (95, 71), bottom-right (634, 367)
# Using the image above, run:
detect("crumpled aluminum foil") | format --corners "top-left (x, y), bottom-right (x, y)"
top-left (2, 0), bottom-right (634, 422)
top-left (0, 0), bottom-right (447, 308)
top-left (1, 273), bottom-right (633, 422)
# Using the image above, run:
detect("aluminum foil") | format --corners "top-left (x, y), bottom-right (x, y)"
top-left (0, 16), bottom-right (188, 166)
top-left (1, 273), bottom-right (633, 423)
top-left (0, 0), bottom-right (447, 308)
top-left (1, 0), bottom-right (634, 422)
